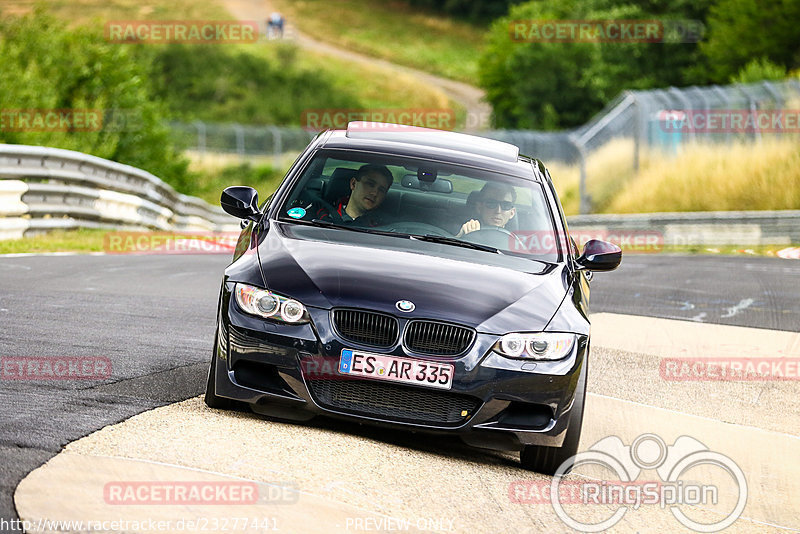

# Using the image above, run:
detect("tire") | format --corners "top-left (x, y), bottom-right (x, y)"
top-left (520, 358), bottom-right (587, 475)
top-left (204, 352), bottom-right (236, 410)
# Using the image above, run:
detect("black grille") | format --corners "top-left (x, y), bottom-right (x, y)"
top-left (308, 379), bottom-right (480, 425)
top-left (404, 320), bottom-right (475, 356)
top-left (332, 310), bottom-right (399, 347)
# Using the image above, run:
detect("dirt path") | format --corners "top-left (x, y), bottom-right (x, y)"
top-left (223, 0), bottom-right (492, 130)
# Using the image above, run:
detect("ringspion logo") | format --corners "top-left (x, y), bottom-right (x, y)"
top-left (513, 433), bottom-right (747, 532)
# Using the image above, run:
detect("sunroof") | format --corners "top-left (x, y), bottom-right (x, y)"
top-left (345, 122), bottom-right (520, 163)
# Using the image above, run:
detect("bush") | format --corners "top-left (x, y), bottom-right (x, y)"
top-left (149, 43), bottom-right (361, 125)
top-left (0, 8), bottom-right (193, 190)
top-left (730, 57), bottom-right (787, 84)
top-left (403, 0), bottom-right (525, 24)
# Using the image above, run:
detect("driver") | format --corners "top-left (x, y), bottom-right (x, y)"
top-left (317, 164), bottom-right (393, 226)
top-left (455, 182), bottom-right (516, 237)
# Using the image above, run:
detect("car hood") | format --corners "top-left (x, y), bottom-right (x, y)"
top-left (256, 222), bottom-right (569, 332)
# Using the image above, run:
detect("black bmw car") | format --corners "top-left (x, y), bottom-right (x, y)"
top-left (205, 122), bottom-right (621, 474)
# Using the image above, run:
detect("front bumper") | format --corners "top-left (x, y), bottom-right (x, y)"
top-left (212, 284), bottom-right (587, 451)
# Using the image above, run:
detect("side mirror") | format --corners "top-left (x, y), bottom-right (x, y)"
top-left (221, 186), bottom-right (261, 221)
top-left (576, 239), bottom-right (622, 271)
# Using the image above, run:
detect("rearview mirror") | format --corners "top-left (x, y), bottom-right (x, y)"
top-left (221, 186), bottom-right (261, 221)
top-left (576, 239), bottom-right (622, 271)
top-left (402, 174), bottom-right (453, 193)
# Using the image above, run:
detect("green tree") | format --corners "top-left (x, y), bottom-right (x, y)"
top-left (701, 0), bottom-right (800, 82)
top-left (479, 0), bottom-right (712, 129)
top-left (403, 0), bottom-right (526, 24)
top-left (0, 8), bottom-right (192, 190)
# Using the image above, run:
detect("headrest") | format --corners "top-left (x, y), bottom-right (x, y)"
top-left (325, 168), bottom-right (357, 203)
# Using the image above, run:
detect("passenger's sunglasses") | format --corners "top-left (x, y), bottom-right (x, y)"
top-left (481, 199), bottom-right (514, 211)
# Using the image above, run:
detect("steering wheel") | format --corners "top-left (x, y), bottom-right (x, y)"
top-left (304, 192), bottom-right (344, 223)
top-left (383, 222), bottom-right (451, 236)
top-left (462, 227), bottom-right (527, 250)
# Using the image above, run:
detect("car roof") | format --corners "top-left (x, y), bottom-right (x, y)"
top-left (316, 122), bottom-right (541, 180)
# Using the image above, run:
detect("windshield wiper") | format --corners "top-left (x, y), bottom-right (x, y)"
top-left (300, 218), bottom-right (410, 239)
top-left (410, 234), bottom-right (501, 254)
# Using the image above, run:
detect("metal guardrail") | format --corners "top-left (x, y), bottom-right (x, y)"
top-left (2, 144), bottom-right (798, 249)
top-left (0, 144), bottom-right (238, 240)
top-left (567, 210), bottom-right (800, 246)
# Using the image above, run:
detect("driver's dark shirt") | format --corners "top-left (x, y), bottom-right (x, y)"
top-left (316, 196), bottom-right (383, 227)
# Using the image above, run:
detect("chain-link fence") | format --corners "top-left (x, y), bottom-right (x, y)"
top-left (169, 79), bottom-right (800, 213)
top-left (169, 121), bottom-right (316, 167)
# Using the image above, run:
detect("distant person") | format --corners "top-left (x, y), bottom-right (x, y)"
top-left (317, 164), bottom-right (393, 226)
top-left (456, 182), bottom-right (516, 237)
top-left (267, 12), bottom-right (284, 39)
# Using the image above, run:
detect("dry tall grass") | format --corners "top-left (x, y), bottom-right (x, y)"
top-left (609, 139), bottom-right (800, 213)
top-left (547, 137), bottom-right (800, 214)
top-left (547, 138), bottom-right (637, 215)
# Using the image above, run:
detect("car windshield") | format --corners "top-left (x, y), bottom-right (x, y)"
top-left (277, 150), bottom-right (561, 261)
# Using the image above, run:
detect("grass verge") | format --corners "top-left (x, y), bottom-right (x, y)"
top-left (0, 0), bottom-right (229, 22)
top-left (270, 0), bottom-right (484, 83)
top-left (0, 228), bottom-right (109, 254)
top-left (186, 157), bottom-right (288, 205)
top-left (2, 229), bottom-right (797, 259)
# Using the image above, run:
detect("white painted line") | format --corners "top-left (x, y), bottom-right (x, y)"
top-left (722, 298), bottom-right (755, 318)
top-left (0, 252), bottom-right (107, 258)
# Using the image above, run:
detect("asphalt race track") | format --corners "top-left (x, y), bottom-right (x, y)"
top-left (0, 253), bottom-right (798, 532)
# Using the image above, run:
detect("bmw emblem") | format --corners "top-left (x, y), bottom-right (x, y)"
top-left (396, 300), bottom-right (415, 312)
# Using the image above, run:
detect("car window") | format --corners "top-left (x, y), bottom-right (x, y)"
top-left (278, 150), bottom-right (560, 262)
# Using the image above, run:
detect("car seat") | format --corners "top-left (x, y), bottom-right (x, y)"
top-left (324, 168), bottom-right (357, 204)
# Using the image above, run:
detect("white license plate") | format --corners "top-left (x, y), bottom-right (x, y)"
top-left (338, 349), bottom-right (454, 390)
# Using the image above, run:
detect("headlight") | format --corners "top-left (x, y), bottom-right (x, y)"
top-left (234, 283), bottom-right (309, 323)
top-left (492, 333), bottom-right (576, 360)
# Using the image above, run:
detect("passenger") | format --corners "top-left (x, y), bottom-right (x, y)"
top-left (318, 164), bottom-right (393, 226)
top-left (456, 182), bottom-right (516, 237)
